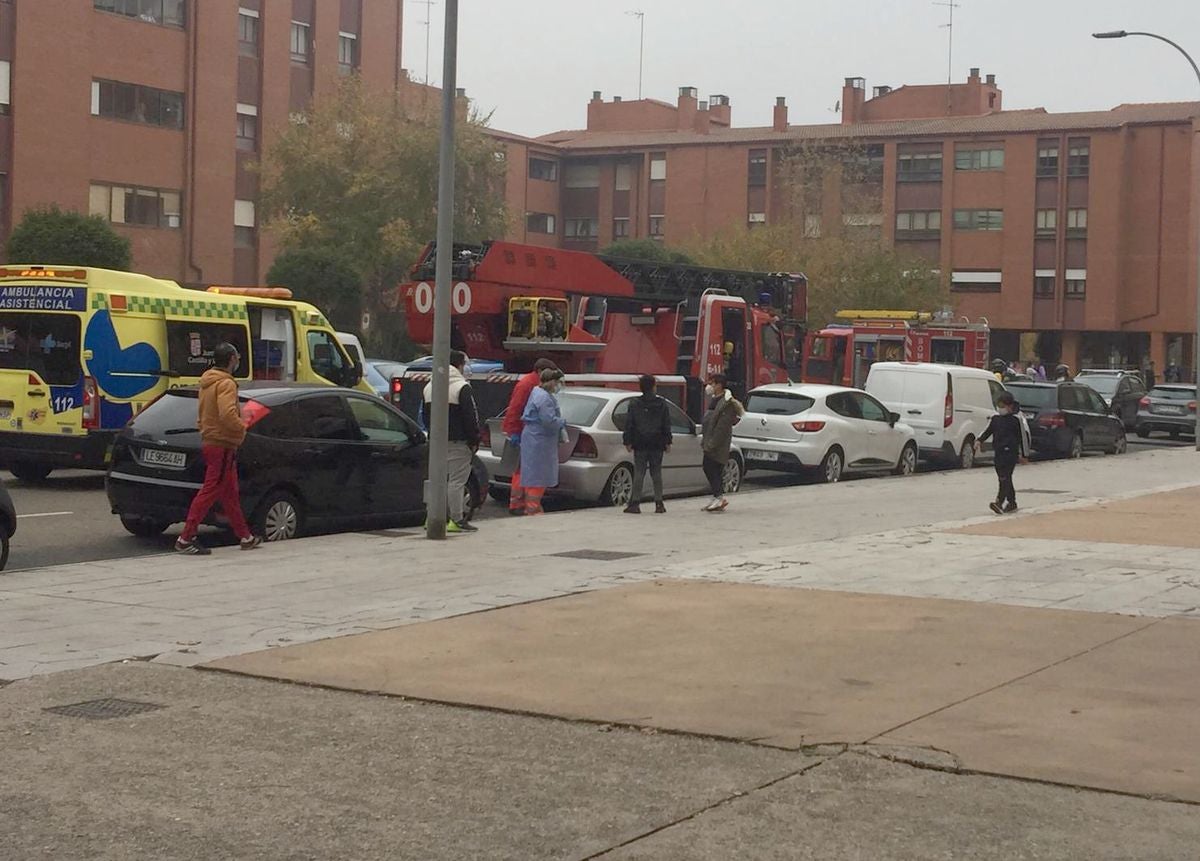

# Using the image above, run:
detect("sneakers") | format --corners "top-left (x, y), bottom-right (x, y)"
top-left (623, 504), bottom-right (641, 514)
top-left (988, 501), bottom-right (1004, 515)
top-left (654, 502), bottom-right (667, 514)
top-left (702, 498), bottom-right (720, 512)
top-left (445, 519), bottom-right (462, 534)
top-left (240, 536), bottom-right (263, 551)
top-left (703, 497), bottom-right (728, 512)
top-left (453, 519), bottom-right (478, 533)
top-left (1002, 502), bottom-right (1019, 514)
top-left (174, 537), bottom-right (211, 556)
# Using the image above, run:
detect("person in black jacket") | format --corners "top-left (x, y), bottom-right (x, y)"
top-left (422, 350), bottom-right (482, 533)
top-left (975, 391), bottom-right (1028, 515)
top-left (622, 374), bottom-right (673, 514)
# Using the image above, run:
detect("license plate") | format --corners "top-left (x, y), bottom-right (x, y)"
top-left (747, 449), bottom-right (780, 462)
top-left (1157, 406), bottom-right (1184, 415)
top-left (140, 448), bottom-right (187, 469)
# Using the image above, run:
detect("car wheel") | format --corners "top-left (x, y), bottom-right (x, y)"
top-left (255, 490), bottom-right (303, 541)
top-left (721, 456), bottom-right (743, 494)
top-left (10, 462), bottom-right (52, 483)
top-left (601, 463), bottom-right (635, 507)
top-left (119, 515), bottom-right (169, 538)
top-left (1067, 433), bottom-right (1083, 459)
top-left (894, 442), bottom-right (918, 476)
top-left (0, 522), bottom-right (9, 571)
top-left (1109, 431), bottom-right (1127, 455)
top-left (819, 447), bottom-right (844, 484)
top-left (959, 437), bottom-right (976, 469)
top-left (1136, 427), bottom-right (1150, 439)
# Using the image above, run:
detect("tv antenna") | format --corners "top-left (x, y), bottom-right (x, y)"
top-left (415, 0), bottom-right (438, 84)
top-left (626, 10), bottom-right (645, 99)
top-left (934, 0), bottom-right (960, 113)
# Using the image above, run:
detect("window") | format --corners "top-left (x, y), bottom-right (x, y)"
top-left (0, 313), bottom-right (83, 386)
top-left (614, 162), bottom-right (634, 191)
top-left (296, 395), bottom-right (356, 440)
top-left (91, 79), bottom-right (184, 129)
top-left (748, 212), bottom-right (767, 226)
top-left (745, 391), bottom-right (814, 416)
top-left (1067, 140), bottom-right (1089, 177)
top-left (0, 60), bottom-right (9, 115)
top-left (953, 209), bottom-right (1003, 231)
top-left (338, 32), bottom-right (357, 75)
top-left (236, 104), bottom-right (257, 152)
top-left (525, 212), bottom-right (555, 234)
top-left (238, 9), bottom-right (258, 56)
top-left (896, 151), bottom-right (943, 181)
top-left (954, 147), bottom-right (1005, 171)
top-left (1066, 208), bottom-right (1087, 234)
top-left (1035, 275), bottom-right (1055, 298)
top-left (895, 210), bottom-right (941, 233)
top-left (164, 321), bottom-right (250, 379)
top-left (234, 198), bottom-right (255, 248)
top-left (290, 22), bottom-right (310, 63)
top-left (564, 218), bottom-right (598, 239)
top-left (748, 149), bottom-right (767, 187)
top-left (648, 215), bottom-right (664, 237)
top-left (1035, 209), bottom-right (1057, 235)
top-left (306, 332), bottom-right (348, 386)
top-left (563, 163), bottom-right (600, 189)
top-left (347, 397), bottom-right (413, 445)
top-left (950, 271), bottom-right (1002, 293)
top-left (95, 0), bottom-right (185, 28)
top-left (1065, 278), bottom-right (1086, 299)
top-left (855, 393), bottom-right (890, 423)
top-left (649, 153), bottom-right (666, 181)
top-left (89, 183), bottom-right (181, 228)
top-left (761, 324), bottom-right (783, 367)
top-left (803, 214), bottom-right (822, 238)
top-left (1037, 143), bottom-right (1059, 177)
top-left (612, 217), bottom-right (629, 238)
top-left (528, 157), bottom-right (558, 182)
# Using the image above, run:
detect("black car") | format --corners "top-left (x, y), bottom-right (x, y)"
top-left (1006, 382), bottom-right (1126, 458)
top-left (1075, 371), bottom-right (1146, 430)
top-left (107, 384), bottom-right (487, 541)
top-left (0, 480), bottom-right (15, 570)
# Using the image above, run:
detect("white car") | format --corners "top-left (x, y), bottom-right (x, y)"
top-left (734, 384), bottom-right (918, 483)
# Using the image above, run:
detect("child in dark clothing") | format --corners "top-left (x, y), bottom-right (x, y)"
top-left (975, 392), bottom-right (1029, 515)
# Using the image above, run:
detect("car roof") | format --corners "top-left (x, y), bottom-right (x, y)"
top-left (1151, 384), bottom-right (1196, 391)
top-left (559, 387), bottom-right (640, 400)
top-left (868, 361), bottom-right (994, 378)
top-left (163, 382), bottom-right (371, 402)
top-left (749, 383), bottom-right (854, 397)
top-left (1006, 381), bottom-right (1058, 388)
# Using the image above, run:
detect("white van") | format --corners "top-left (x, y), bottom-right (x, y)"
top-left (865, 362), bottom-right (1006, 468)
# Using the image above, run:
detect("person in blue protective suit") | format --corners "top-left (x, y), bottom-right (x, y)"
top-left (518, 368), bottom-right (567, 515)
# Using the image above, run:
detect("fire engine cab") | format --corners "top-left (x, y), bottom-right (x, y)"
top-left (801, 310), bottom-right (991, 389)
top-left (396, 241), bottom-right (807, 420)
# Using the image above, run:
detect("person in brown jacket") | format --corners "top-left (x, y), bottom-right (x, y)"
top-left (176, 343), bottom-right (262, 555)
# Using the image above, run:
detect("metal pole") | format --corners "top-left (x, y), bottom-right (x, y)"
top-left (426, 0), bottom-right (458, 539)
top-left (638, 12), bottom-right (644, 100)
top-left (1093, 30), bottom-right (1200, 449)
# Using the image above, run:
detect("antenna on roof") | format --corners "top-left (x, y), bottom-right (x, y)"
top-left (934, 0), bottom-right (961, 115)
top-left (626, 10), bottom-right (645, 99)
top-left (415, 0), bottom-right (438, 84)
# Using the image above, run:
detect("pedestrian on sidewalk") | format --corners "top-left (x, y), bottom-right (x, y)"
top-left (519, 368), bottom-right (567, 516)
top-left (975, 391), bottom-right (1029, 515)
top-left (501, 358), bottom-right (558, 515)
top-left (176, 343), bottom-right (262, 555)
top-left (622, 374), bottom-right (673, 514)
top-left (700, 373), bottom-right (744, 512)
top-left (423, 350), bottom-right (482, 534)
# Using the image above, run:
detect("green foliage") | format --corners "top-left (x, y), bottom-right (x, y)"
top-left (266, 247), bottom-right (363, 332)
top-left (599, 238), bottom-right (693, 265)
top-left (7, 206), bottom-right (132, 270)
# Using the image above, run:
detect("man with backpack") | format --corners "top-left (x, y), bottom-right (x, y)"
top-left (621, 374), bottom-right (673, 514)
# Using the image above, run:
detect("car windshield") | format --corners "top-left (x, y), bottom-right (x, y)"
top-left (1084, 376), bottom-right (1120, 396)
top-left (557, 393), bottom-right (607, 427)
top-left (1007, 385), bottom-right (1057, 409)
top-left (746, 391), bottom-right (815, 415)
top-left (129, 390), bottom-right (200, 434)
top-left (1149, 386), bottom-right (1196, 401)
top-left (362, 362), bottom-right (388, 391)
top-left (370, 360), bottom-right (407, 379)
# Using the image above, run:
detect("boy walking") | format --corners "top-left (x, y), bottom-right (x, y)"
top-left (975, 392), bottom-right (1029, 515)
top-left (176, 343), bottom-right (262, 555)
top-left (700, 373), bottom-right (744, 512)
top-left (622, 374), bottom-right (673, 514)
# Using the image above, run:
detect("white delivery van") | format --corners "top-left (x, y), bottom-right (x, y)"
top-left (865, 362), bottom-right (1007, 468)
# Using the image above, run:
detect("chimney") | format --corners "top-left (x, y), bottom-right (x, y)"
top-left (677, 85), bottom-right (698, 131)
top-left (986, 73), bottom-right (996, 85)
top-left (872, 85), bottom-right (892, 98)
top-left (708, 93), bottom-right (731, 127)
top-left (613, 95), bottom-right (622, 102)
top-left (841, 76), bottom-right (866, 124)
top-left (455, 87), bottom-right (466, 98)
top-left (968, 67), bottom-right (981, 82)
top-left (694, 100), bottom-right (711, 134)
top-left (591, 90), bottom-right (602, 102)
top-left (772, 96), bottom-right (788, 132)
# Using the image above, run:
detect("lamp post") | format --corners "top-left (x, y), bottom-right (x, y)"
top-left (1092, 30), bottom-right (1200, 450)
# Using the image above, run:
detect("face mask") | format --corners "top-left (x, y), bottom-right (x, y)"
top-left (704, 384), bottom-right (715, 398)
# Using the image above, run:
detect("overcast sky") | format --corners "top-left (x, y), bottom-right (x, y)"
top-left (402, 0), bottom-right (1199, 138)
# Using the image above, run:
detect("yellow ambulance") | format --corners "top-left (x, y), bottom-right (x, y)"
top-left (0, 265), bottom-right (367, 480)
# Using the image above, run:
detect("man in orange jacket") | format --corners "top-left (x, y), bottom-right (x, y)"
top-left (176, 342), bottom-right (262, 555)
top-left (501, 357), bottom-right (557, 515)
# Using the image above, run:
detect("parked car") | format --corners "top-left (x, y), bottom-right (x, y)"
top-left (1135, 384), bottom-right (1197, 439)
top-left (360, 361), bottom-right (391, 398)
top-left (107, 384), bottom-right (488, 541)
top-left (477, 388), bottom-right (743, 507)
top-left (405, 355), bottom-right (505, 374)
top-left (735, 383), bottom-right (918, 483)
top-left (864, 362), bottom-right (1006, 468)
top-left (1006, 382), bottom-right (1126, 458)
top-left (0, 481), bottom-right (15, 570)
top-left (1075, 371), bottom-right (1146, 429)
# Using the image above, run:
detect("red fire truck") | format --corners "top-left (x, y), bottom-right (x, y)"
top-left (394, 241), bottom-right (807, 421)
top-left (801, 310), bottom-right (991, 388)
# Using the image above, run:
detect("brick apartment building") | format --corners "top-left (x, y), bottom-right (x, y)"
top-left (500, 71), bottom-right (1200, 374)
top-left (0, 0), bottom-right (407, 287)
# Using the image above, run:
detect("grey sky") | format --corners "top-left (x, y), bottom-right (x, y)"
top-left (403, 0), bottom-right (1199, 138)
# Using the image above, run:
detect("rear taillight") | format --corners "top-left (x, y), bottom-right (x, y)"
top-left (571, 432), bottom-right (598, 459)
top-left (81, 376), bottom-right (100, 430)
top-left (479, 423), bottom-right (492, 448)
top-left (944, 382), bottom-right (954, 428)
top-left (390, 377), bottom-right (403, 406)
top-left (242, 399), bottom-right (271, 429)
top-left (791, 420), bottom-right (826, 432)
top-left (1139, 396), bottom-right (1150, 408)
top-left (1190, 401), bottom-right (1197, 412)
top-left (1038, 412), bottom-right (1067, 428)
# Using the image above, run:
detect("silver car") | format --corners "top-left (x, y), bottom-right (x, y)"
top-left (478, 388), bottom-right (744, 507)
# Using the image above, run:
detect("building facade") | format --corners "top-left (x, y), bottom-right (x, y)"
top-left (0, 0), bottom-right (403, 287)
top-left (503, 71), bottom-right (1200, 374)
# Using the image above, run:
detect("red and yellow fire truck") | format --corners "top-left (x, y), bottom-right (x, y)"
top-left (395, 240), bottom-right (807, 420)
top-left (800, 310), bottom-right (991, 389)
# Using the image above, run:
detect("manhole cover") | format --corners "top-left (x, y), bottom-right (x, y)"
top-left (1018, 489), bottom-right (1069, 495)
top-left (549, 549), bottom-right (646, 561)
top-left (361, 529), bottom-right (418, 538)
top-left (43, 698), bottom-right (165, 720)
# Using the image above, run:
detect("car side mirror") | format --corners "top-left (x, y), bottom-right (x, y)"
top-left (343, 361), bottom-right (363, 388)
top-left (889, 411), bottom-right (900, 426)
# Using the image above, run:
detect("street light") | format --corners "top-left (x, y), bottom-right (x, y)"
top-left (1093, 30), bottom-right (1200, 451)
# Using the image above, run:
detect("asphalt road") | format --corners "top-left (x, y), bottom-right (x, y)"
top-left (1, 436), bottom-right (1191, 574)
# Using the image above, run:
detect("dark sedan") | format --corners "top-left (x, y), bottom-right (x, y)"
top-left (1135, 385), bottom-right (1197, 439)
top-left (1007, 382), bottom-right (1126, 458)
top-left (0, 481), bottom-right (14, 570)
top-left (107, 384), bottom-right (487, 541)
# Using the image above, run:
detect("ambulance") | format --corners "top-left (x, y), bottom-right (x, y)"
top-left (0, 266), bottom-right (366, 480)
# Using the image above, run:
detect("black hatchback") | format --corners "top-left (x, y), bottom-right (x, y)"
top-left (107, 384), bottom-right (487, 540)
top-left (1006, 382), bottom-right (1126, 459)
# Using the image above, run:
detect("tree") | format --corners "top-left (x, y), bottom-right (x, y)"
top-left (7, 206), bottom-right (132, 270)
top-left (599, 238), bottom-right (693, 265)
top-left (266, 247), bottom-right (363, 332)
